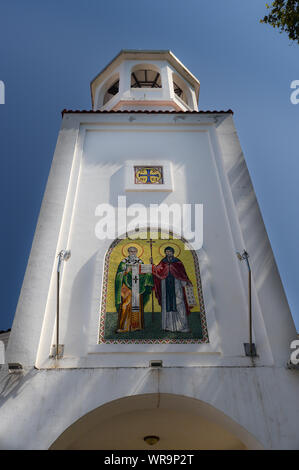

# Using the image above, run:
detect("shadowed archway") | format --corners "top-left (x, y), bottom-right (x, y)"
top-left (49, 393), bottom-right (263, 450)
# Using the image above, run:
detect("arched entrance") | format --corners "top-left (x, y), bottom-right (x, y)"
top-left (49, 393), bottom-right (263, 450)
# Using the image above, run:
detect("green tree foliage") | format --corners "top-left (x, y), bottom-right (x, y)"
top-left (261, 1), bottom-right (299, 44)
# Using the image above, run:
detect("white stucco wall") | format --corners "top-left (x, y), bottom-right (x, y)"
top-left (2, 111), bottom-right (298, 449)
top-left (0, 365), bottom-right (298, 449)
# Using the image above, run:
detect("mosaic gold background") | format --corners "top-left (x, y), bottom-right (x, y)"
top-left (105, 232), bottom-right (200, 313)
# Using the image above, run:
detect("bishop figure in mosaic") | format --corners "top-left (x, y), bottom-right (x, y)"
top-left (115, 246), bottom-right (154, 332)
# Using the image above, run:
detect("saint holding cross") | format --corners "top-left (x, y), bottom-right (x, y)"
top-left (114, 241), bottom-right (196, 335)
top-left (115, 246), bottom-right (154, 332)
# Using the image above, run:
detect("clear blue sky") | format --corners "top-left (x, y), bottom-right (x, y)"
top-left (0, 0), bottom-right (298, 331)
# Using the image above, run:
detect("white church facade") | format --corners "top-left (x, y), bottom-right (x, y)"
top-left (0, 50), bottom-right (298, 450)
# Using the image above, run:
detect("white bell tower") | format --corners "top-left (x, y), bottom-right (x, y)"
top-left (91, 50), bottom-right (199, 112)
top-left (0, 50), bottom-right (298, 451)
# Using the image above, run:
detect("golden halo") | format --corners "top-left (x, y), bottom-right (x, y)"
top-left (122, 242), bottom-right (144, 258)
top-left (159, 242), bottom-right (181, 258)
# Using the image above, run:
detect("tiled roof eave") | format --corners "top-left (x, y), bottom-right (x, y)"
top-left (61, 109), bottom-right (233, 117)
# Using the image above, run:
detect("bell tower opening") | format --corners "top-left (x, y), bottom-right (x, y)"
top-left (97, 72), bottom-right (120, 108)
top-left (103, 79), bottom-right (119, 105)
top-left (172, 72), bottom-right (190, 107)
top-left (131, 65), bottom-right (162, 89)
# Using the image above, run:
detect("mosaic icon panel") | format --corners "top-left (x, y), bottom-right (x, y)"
top-left (99, 231), bottom-right (209, 344)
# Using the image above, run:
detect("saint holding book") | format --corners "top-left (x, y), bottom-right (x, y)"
top-left (153, 246), bottom-right (193, 333)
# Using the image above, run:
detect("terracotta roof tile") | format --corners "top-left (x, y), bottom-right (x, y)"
top-left (61, 109), bottom-right (233, 117)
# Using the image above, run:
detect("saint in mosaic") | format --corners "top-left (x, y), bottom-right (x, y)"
top-left (99, 231), bottom-right (209, 344)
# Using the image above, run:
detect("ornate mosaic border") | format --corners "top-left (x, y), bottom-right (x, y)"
top-left (134, 166), bottom-right (164, 185)
top-left (98, 234), bottom-right (209, 344)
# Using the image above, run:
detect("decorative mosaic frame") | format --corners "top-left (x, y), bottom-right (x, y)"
top-left (134, 166), bottom-right (164, 185)
top-left (98, 235), bottom-right (209, 344)
top-left (125, 160), bottom-right (173, 192)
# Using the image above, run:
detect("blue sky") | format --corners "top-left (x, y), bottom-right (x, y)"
top-left (0, 0), bottom-right (298, 331)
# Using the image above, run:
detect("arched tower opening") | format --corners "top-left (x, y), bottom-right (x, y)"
top-left (97, 72), bottom-right (120, 108)
top-left (130, 63), bottom-right (162, 89)
top-left (172, 72), bottom-right (192, 108)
